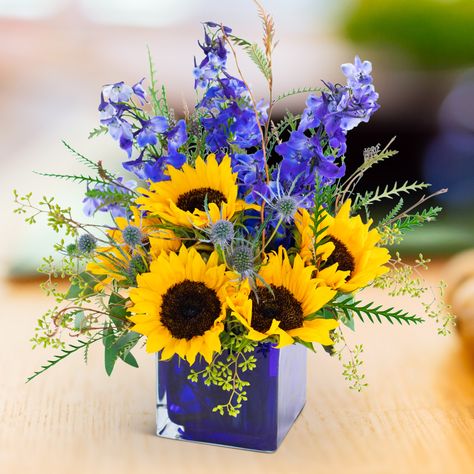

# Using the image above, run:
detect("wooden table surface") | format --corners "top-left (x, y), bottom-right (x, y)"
top-left (1, 261), bottom-right (473, 474)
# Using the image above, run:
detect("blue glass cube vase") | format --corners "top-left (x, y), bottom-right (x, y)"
top-left (156, 343), bottom-right (307, 452)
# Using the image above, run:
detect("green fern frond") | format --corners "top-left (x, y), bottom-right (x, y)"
top-left (229, 35), bottom-right (271, 80)
top-left (62, 141), bottom-right (99, 171)
top-left (273, 87), bottom-right (323, 104)
top-left (330, 297), bottom-right (424, 325)
top-left (26, 333), bottom-right (104, 383)
top-left (395, 206), bottom-right (443, 234)
top-left (33, 171), bottom-right (109, 186)
top-left (353, 181), bottom-right (430, 212)
top-left (146, 46), bottom-right (170, 119)
top-left (378, 198), bottom-right (405, 226)
top-left (88, 126), bottom-right (108, 140)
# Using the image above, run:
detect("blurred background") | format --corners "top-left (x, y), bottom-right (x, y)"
top-left (1, 0), bottom-right (474, 277)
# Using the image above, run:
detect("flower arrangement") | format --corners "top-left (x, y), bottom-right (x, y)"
top-left (16, 4), bottom-right (454, 424)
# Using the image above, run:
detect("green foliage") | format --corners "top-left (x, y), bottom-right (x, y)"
top-left (66, 272), bottom-right (99, 300)
top-left (422, 281), bottom-right (456, 336)
top-left (27, 333), bottom-right (104, 383)
top-left (13, 191), bottom-right (81, 236)
top-left (229, 35), bottom-right (272, 81)
top-left (108, 293), bottom-right (130, 330)
top-left (273, 87), bottom-right (323, 104)
top-left (310, 179), bottom-right (337, 265)
top-left (147, 46), bottom-right (170, 119)
top-left (373, 253), bottom-right (430, 298)
top-left (62, 140), bottom-right (100, 171)
top-left (338, 138), bottom-right (399, 210)
top-left (331, 329), bottom-right (367, 391)
top-left (378, 206), bottom-right (443, 245)
top-left (378, 197), bottom-right (404, 227)
top-left (394, 206), bottom-right (443, 233)
top-left (188, 318), bottom-right (259, 417)
top-left (88, 126), bottom-right (108, 139)
top-left (330, 296), bottom-right (424, 325)
top-left (84, 187), bottom-right (134, 210)
top-left (103, 326), bottom-right (141, 376)
top-left (353, 181), bottom-right (430, 213)
top-left (33, 171), bottom-right (110, 186)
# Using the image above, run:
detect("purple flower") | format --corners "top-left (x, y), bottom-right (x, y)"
top-left (136, 116), bottom-right (168, 147)
top-left (295, 57), bottom-right (379, 159)
top-left (166, 120), bottom-right (188, 152)
top-left (341, 56), bottom-right (373, 88)
top-left (102, 81), bottom-right (133, 103)
top-left (276, 130), bottom-right (346, 182)
top-left (132, 78), bottom-right (147, 104)
top-left (193, 52), bottom-right (226, 89)
top-left (233, 150), bottom-right (269, 201)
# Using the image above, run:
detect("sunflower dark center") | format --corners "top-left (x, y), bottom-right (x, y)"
top-left (176, 187), bottom-right (227, 212)
top-left (250, 284), bottom-right (304, 333)
top-left (160, 280), bottom-right (222, 340)
top-left (325, 237), bottom-right (355, 275)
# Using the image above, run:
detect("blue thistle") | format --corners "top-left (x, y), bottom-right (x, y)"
top-left (77, 234), bottom-right (97, 254)
top-left (210, 219), bottom-right (234, 248)
top-left (122, 225), bottom-right (142, 247)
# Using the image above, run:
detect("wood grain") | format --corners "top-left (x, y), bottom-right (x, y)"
top-left (1, 261), bottom-right (473, 474)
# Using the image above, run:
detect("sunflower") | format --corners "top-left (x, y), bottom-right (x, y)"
top-left (295, 200), bottom-right (390, 293)
top-left (129, 245), bottom-right (237, 365)
top-left (86, 245), bottom-right (133, 291)
top-left (136, 154), bottom-right (245, 228)
top-left (229, 247), bottom-right (338, 348)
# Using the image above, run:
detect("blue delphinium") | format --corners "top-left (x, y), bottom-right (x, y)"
top-left (99, 80), bottom-right (147, 157)
top-left (194, 24), bottom-right (268, 155)
top-left (98, 79), bottom-right (188, 183)
top-left (136, 116), bottom-right (168, 147)
top-left (276, 56), bottom-right (379, 187)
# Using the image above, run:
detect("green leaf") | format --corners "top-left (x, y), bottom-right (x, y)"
top-left (66, 272), bottom-right (99, 300)
top-left (62, 140), bottom-right (101, 172)
top-left (108, 293), bottom-right (129, 329)
top-left (103, 326), bottom-right (118, 376)
top-left (395, 206), bottom-right (443, 234)
top-left (33, 171), bottom-right (109, 186)
top-left (353, 180), bottom-right (430, 212)
top-left (273, 86), bottom-right (323, 104)
top-left (120, 351), bottom-right (139, 368)
top-left (103, 328), bottom-right (140, 375)
top-left (26, 334), bottom-right (104, 383)
top-left (88, 126), bottom-right (108, 139)
top-left (330, 297), bottom-right (424, 325)
top-left (294, 338), bottom-right (316, 352)
top-left (229, 35), bottom-right (271, 80)
top-left (73, 311), bottom-right (86, 331)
